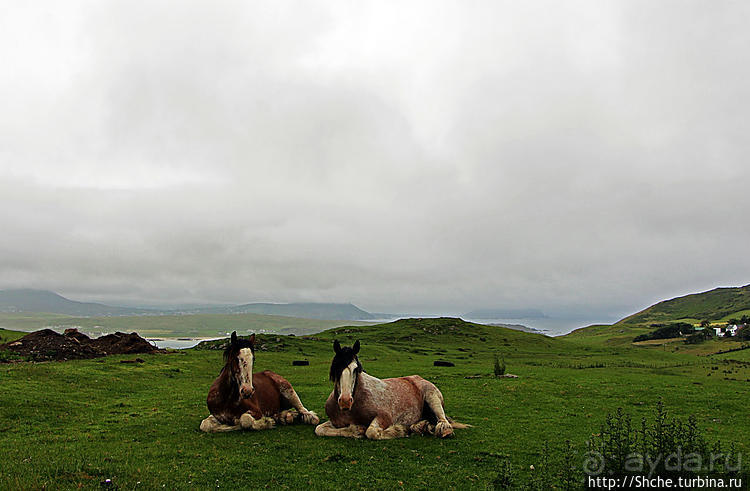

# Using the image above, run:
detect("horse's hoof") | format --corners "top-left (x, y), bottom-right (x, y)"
top-left (252, 416), bottom-right (275, 430)
top-left (302, 411), bottom-right (320, 425)
top-left (199, 417), bottom-right (214, 433)
top-left (239, 413), bottom-right (255, 430)
top-left (435, 421), bottom-right (454, 438)
top-left (409, 420), bottom-right (430, 435)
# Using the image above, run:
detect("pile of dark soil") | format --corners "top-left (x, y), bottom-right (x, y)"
top-left (0, 328), bottom-right (164, 362)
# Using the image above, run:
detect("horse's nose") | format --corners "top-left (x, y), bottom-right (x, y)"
top-left (338, 394), bottom-right (353, 410)
top-left (241, 385), bottom-right (255, 398)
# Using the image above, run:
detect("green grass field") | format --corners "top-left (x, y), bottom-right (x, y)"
top-left (1, 318), bottom-right (749, 489)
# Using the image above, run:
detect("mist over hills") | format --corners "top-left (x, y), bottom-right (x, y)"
top-left (462, 308), bottom-right (547, 319)
top-left (197, 302), bottom-right (383, 320)
top-left (0, 289), bottom-right (385, 321)
top-left (0, 289), bottom-right (152, 316)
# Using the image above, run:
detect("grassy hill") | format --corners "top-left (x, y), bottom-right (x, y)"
top-left (196, 317), bottom-right (562, 361)
top-left (616, 284), bottom-right (750, 327)
top-left (0, 327), bottom-right (25, 344)
top-left (566, 284), bottom-right (750, 347)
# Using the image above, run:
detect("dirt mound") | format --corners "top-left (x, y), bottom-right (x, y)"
top-left (89, 332), bottom-right (160, 355)
top-left (0, 328), bottom-right (164, 362)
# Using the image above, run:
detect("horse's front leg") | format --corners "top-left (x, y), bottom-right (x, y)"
top-left (239, 411), bottom-right (276, 431)
top-left (199, 415), bottom-right (241, 433)
top-left (278, 382), bottom-right (320, 425)
top-left (365, 416), bottom-right (409, 440)
top-left (314, 421), bottom-right (366, 438)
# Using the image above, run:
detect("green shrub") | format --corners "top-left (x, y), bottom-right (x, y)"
top-left (491, 457), bottom-right (516, 489)
top-left (493, 354), bottom-right (506, 376)
top-left (685, 332), bottom-right (707, 344)
top-left (586, 401), bottom-right (739, 479)
top-left (0, 350), bottom-right (23, 362)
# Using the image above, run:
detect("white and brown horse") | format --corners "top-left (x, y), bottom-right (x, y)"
top-left (314, 340), bottom-right (470, 440)
top-left (200, 332), bottom-right (319, 432)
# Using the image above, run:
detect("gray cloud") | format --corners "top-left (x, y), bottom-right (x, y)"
top-left (1, 1), bottom-right (749, 320)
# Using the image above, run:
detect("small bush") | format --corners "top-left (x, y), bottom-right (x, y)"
top-left (491, 457), bottom-right (516, 489)
top-left (586, 401), bottom-right (739, 479)
top-left (493, 354), bottom-right (506, 376)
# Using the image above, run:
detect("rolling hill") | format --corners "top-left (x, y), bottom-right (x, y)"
top-left (0, 289), bottom-right (152, 316)
top-left (566, 283), bottom-right (750, 346)
top-left (615, 284), bottom-right (750, 326)
top-left (195, 317), bottom-right (558, 355)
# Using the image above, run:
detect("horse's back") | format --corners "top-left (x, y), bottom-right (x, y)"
top-left (386, 374), bottom-right (439, 394)
top-left (386, 375), bottom-right (445, 423)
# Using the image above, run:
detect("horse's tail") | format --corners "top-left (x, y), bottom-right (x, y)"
top-left (448, 417), bottom-right (473, 429)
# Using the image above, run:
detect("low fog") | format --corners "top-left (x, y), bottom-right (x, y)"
top-left (1, 1), bottom-right (749, 320)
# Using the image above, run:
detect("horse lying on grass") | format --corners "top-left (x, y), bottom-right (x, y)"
top-left (315, 340), bottom-right (471, 440)
top-left (200, 332), bottom-right (319, 432)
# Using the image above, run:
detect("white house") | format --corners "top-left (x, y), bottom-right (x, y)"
top-left (715, 325), bottom-right (740, 337)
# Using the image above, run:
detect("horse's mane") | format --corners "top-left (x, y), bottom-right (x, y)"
top-left (223, 336), bottom-right (255, 363)
top-left (217, 364), bottom-right (240, 401)
top-left (329, 347), bottom-right (363, 382)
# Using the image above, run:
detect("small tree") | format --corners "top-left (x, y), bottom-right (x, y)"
top-left (494, 354), bottom-right (506, 377)
top-left (700, 319), bottom-right (711, 328)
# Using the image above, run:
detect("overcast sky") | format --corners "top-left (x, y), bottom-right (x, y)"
top-left (1, 1), bottom-right (748, 319)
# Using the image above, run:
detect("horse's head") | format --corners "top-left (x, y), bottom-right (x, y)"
top-left (329, 340), bottom-right (362, 411)
top-left (224, 331), bottom-right (256, 399)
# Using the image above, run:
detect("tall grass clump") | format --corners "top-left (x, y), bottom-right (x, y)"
top-left (493, 354), bottom-right (506, 377)
top-left (585, 401), bottom-right (741, 479)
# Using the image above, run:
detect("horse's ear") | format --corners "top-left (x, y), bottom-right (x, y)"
top-left (248, 333), bottom-right (256, 345)
top-left (333, 340), bottom-right (341, 354)
top-left (353, 340), bottom-right (360, 354)
top-left (231, 331), bottom-right (238, 345)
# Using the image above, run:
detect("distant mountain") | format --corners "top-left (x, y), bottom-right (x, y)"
top-left (0, 289), bottom-right (153, 316)
top-left (0, 289), bottom-right (388, 321)
top-left (202, 302), bottom-right (381, 320)
top-left (616, 284), bottom-right (750, 326)
top-left (463, 308), bottom-right (547, 319)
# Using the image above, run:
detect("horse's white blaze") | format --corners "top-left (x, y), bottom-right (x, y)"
top-left (238, 348), bottom-right (254, 390)
top-left (338, 361), bottom-right (358, 402)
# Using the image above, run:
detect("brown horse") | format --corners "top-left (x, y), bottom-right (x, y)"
top-left (314, 340), bottom-right (470, 440)
top-left (200, 332), bottom-right (319, 432)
